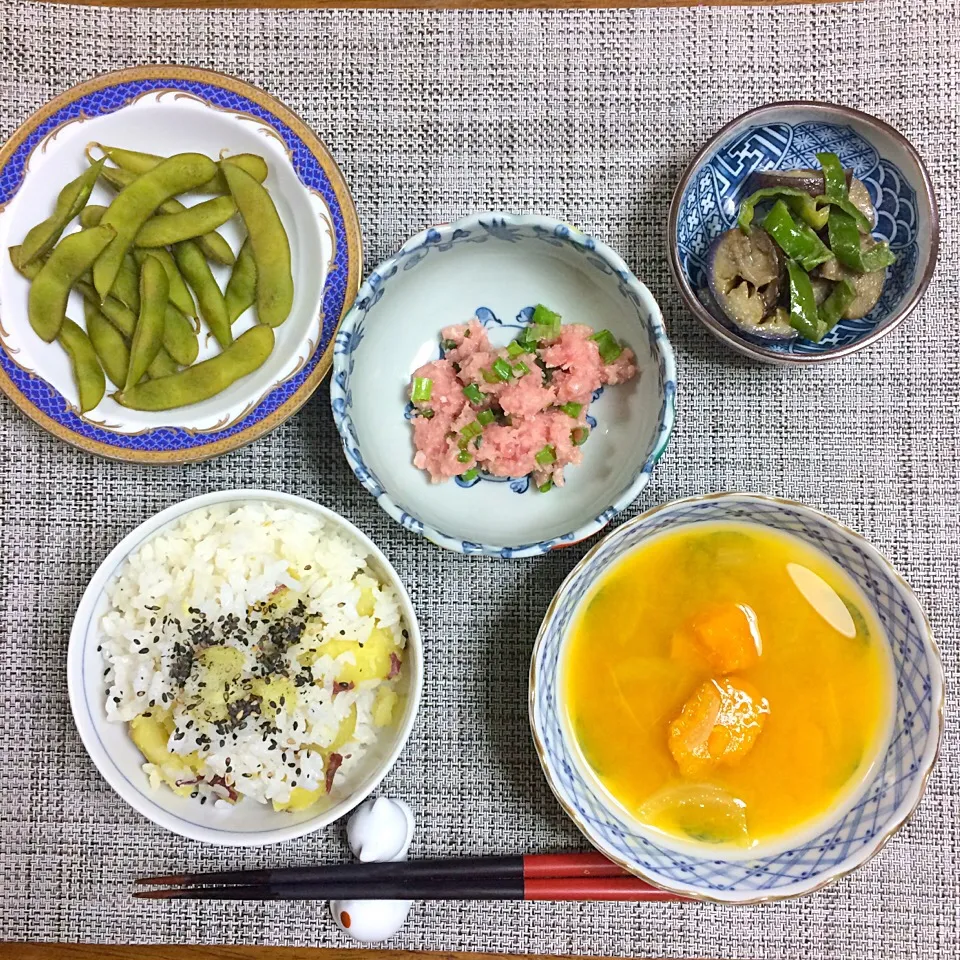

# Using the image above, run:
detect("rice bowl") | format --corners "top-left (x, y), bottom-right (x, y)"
top-left (68, 490), bottom-right (422, 845)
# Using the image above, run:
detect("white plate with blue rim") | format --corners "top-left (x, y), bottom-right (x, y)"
top-left (330, 212), bottom-right (677, 558)
top-left (530, 492), bottom-right (944, 902)
top-left (0, 66), bottom-right (361, 463)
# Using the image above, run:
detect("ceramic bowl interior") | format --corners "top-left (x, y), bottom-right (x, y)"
top-left (668, 102), bottom-right (938, 363)
top-left (530, 493), bottom-right (943, 902)
top-left (68, 490), bottom-right (423, 846)
top-left (331, 213), bottom-right (676, 558)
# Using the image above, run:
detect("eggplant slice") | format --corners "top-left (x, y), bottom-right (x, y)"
top-left (749, 167), bottom-right (852, 198)
top-left (707, 228), bottom-right (796, 341)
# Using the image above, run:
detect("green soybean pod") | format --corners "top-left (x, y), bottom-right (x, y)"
top-left (18, 159), bottom-right (106, 266)
top-left (224, 237), bottom-right (257, 323)
top-left (222, 163), bottom-right (292, 327)
top-left (133, 248), bottom-right (197, 321)
top-left (115, 324), bottom-right (274, 411)
top-left (94, 153), bottom-right (217, 301)
top-left (58, 317), bottom-right (106, 413)
top-left (135, 196), bottom-right (236, 248)
top-left (147, 347), bottom-right (179, 379)
top-left (28, 225), bottom-right (115, 342)
top-left (76, 280), bottom-right (135, 337)
top-left (174, 240), bottom-right (232, 348)
top-left (112, 253), bottom-right (141, 312)
top-left (84, 300), bottom-right (130, 389)
top-left (8, 245), bottom-right (43, 281)
top-left (79, 204), bottom-right (108, 228)
top-left (92, 144), bottom-right (267, 192)
top-left (124, 255), bottom-right (169, 391)
top-left (163, 302), bottom-right (200, 366)
top-left (98, 165), bottom-right (234, 266)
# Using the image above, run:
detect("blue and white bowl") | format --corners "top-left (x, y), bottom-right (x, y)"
top-left (331, 212), bottom-right (676, 558)
top-left (530, 492), bottom-right (944, 902)
top-left (668, 102), bottom-right (939, 364)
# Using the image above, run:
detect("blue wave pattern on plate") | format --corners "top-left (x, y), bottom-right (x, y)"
top-left (533, 496), bottom-right (936, 894)
top-left (331, 215), bottom-right (677, 557)
top-left (0, 77), bottom-right (351, 453)
top-left (675, 121), bottom-right (919, 356)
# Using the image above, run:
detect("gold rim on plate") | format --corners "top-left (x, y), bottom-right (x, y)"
top-left (528, 491), bottom-right (945, 903)
top-left (0, 64), bottom-right (362, 465)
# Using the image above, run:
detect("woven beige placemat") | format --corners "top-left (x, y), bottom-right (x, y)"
top-left (0, 1), bottom-right (957, 956)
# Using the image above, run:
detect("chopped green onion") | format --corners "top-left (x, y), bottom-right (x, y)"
top-left (572, 426), bottom-right (590, 446)
top-left (507, 341), bottom-right (528, 358)
top-left (492, 357), bottom-right (513, 381)
top-left (477, 409), bottom-right (495, 426)
top-left (457, 450), bottom-right (473, 463)
top-left (420, 408), bottom-right (434, 420)
top-left (535, 444), bottom-right (556, 466)
top-left (513, 361), bottom-right (530, 376)
top-left (816, 152), bottom-right (848, 201)
top-left (441, 338), bottom-right (457, 352)
top-left (532, 303), bottom-right (561, 326)
top-left (590, 329), bottom-right (623, 364)
top-left (461, 467), bottom-right (479, 481)
top-left (463, 383), bottom-right (484, 405)
top-left (560, 402), bottom-right (582, 418)
top-left (538, 479), bottom-right (554, 493)
top-left (411, 377), bottom-right (433, 402)
top-left (481, 368), bottom-right (500, 384)
top-left (460, 421), bottom-right (482, 441)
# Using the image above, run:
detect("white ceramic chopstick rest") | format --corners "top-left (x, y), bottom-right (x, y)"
top-left (330, 796), bottom-right (415, 942)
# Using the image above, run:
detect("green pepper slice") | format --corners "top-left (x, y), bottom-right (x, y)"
top-left (818, 278), bottom-right (857, 331)
top-left (827, 209), bottom-right (897, 273)
top-left (737, 187), bottom-right (829, 232)
top-left (786, 260), bottom-right (827, 342)
top-left (762, 201), bottom-right (834, 272)
top-left (816, 152), bottom-right (848, 200)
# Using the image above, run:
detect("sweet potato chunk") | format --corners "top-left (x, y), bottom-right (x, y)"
top-left (668, 677), bottom-right (770, 778)
top-left (688, 603), bottom-right (762, 673)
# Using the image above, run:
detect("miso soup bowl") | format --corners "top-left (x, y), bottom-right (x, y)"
top-left (529, 492), bottom-right (944, 902)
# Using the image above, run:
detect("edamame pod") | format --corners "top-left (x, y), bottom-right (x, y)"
top-left (76, 280), bottom-right (135, 337)
top-left (162, 303), bottom-right (200, 366)
top-left (8, 245), bottom-right (43, 281)
top-left (29, 225), bottom-right (115, 342)
top-left (174, 240), bottom-right (232, 348)
top-left (115, 324), bottom-right (275, 411)
top-left (222, 163), bottom-right (293, 327)
top-left (17, 160), bottom-right (106, 266)
top-left (124, 255), bottom-right (169, 391)
top-left (147, 347), bottom-right (179, 379)
top-left (58, 317), bottom-right (105, 413)
top-left (98, 164), bottom-right (235, 265)
top-left (224, 237), bottom-right (257, 323)
top-left (79, 204), bottom-right (108, 228)
top-left (135, 196), bottom-right (236, 248)
top-left (91, 144), bottom-right (267, 193)
top-left (93, 153), bottom-right (217, 301)
top-left (112, 253), bottom-right (141, 312)
top-left (84, 300), bottom-right (130, 389)
top-left (133, 248), bottom-right (197, 321)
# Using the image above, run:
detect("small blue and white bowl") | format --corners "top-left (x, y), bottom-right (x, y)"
top-left (331, 212), bottom-right (676, 558)
top-left (530, 492), bottom-right (944, 902)
top-left (668, 102), bottom-right (939, 364)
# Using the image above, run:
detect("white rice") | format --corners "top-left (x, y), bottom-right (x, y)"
top-left (99, 502), bottom-right (407, 809)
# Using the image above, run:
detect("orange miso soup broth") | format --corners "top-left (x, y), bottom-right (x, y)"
top-left (563, 521), bottom-right (894, 851)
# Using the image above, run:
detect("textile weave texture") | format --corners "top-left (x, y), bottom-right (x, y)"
top-left (0, 2), bottom-right (957, 957)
